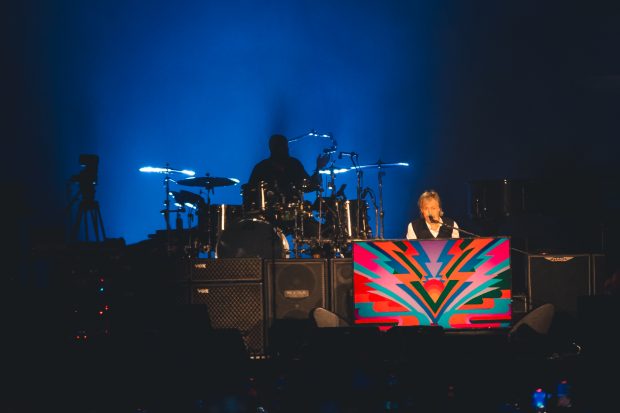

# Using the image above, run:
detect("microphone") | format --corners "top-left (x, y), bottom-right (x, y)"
top-left (338, 151), bottom-right (357, 159)
top-left (428, 216), bottom-right (476, 239)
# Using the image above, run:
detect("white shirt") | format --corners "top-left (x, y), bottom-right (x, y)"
top-left (406, 219), bottom-right (460, 239)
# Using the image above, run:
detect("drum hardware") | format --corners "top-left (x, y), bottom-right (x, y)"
top-left (349, 153), bottom-right (365, 240)
top-left (139, 163), bottom-right (196, 253)
top-left (241, 180), bottom-right (277, 217)
top-left (315, 161), bottom-right (350, 244)
top-left (241, 179), bottom-right (316, 255)
top-left (288, 129), bottom-right (337, 157)
top-left (318, 162), bottom-right (348, 197)
top-left (197, 182), bottom-right (216, 257)
top-left (170, 190), bottom-right (205, 255)
top-left (351, 161), bottom-right (410, 239)
top-left (361, 187), bottom-right (379, 238)
top-left (336, 152), bottom-right (370, 240)
top-left (307, 194), bottom-right (350, 255)
top-left (177, 173), bottom-right (240, 257)
top-left (274, 181), bottom-right (313, 258)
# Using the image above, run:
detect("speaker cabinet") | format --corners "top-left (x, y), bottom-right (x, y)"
top-left (330, 258), bottom-right (354, 324)
top-left (190, 281), bottom-right (269, 356)
top-left (265, 259), bottom-right (327, 320)
top-left (528, 254), bottom-right (592, 317)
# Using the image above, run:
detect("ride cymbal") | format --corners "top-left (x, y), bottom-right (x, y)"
top-left (177, 176), bottom-right (240, 188)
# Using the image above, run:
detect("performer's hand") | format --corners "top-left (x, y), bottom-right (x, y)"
top-left (316, 153), bottom-right (330, 171)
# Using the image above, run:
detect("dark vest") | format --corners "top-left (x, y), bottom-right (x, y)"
top-left (411, 217), bottom-right (455, 239)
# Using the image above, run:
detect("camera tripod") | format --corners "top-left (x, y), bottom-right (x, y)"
top-left (68, 185), bottom-right (107, 242)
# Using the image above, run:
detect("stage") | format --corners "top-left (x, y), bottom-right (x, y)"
top-left (5, 241), bottom-right (618, 412)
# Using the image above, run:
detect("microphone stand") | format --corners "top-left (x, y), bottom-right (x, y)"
top-left (349, 155), bottom-right (363, 239)
top-left (431, 218), bottom-right (530, 256)
top-left (367, 160), bottom-right (389, 239)
top-left (160, 166), bottom-right (173, 254)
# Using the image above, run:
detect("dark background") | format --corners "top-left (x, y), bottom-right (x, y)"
top-left (3, 1), bottom-right (619, 287)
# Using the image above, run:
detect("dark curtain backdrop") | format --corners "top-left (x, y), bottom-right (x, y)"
top-left (3, 1), bottom-right (619, 279)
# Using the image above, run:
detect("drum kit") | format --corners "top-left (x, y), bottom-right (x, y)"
top-left (140, 155), bottom-right (410, 259)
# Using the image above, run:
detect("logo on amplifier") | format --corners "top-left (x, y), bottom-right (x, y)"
top-left (194, 263), bottom-right (207, 269)
top-left (544, 256), bottom-right (574, 262)
top-left (196, 288), bottom-right (210, 294)
top-left (284, 290), bottom-right (310, 298)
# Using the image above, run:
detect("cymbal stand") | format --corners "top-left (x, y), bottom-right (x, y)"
top-left (203, 186), bottom-right (215, 258)
top-left (316, 190), bottom-right (323, 246)
top-left (159, 165), bottom-right (174, 252)
top-left (185, 204), bottom-right (197, 255)
top-left (363, 187), bottom-right (379, 238)
top-left (326, 163), bottom-right (337, 197)
top-left (313, 168), bottom-right (331, 250)
top-left (377, 162), bottom-right (386, 239)
top-left (324, 166), bottom-right (346, 253)
top-left (291, 187), bottom-right (303, 258)
top-left (333, 199), bottom-right (347, 256)
top-left (348, 154), bottom-right (363, 239)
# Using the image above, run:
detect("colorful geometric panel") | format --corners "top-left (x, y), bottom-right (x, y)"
top-left (353, 238), bottom-right (512, 329)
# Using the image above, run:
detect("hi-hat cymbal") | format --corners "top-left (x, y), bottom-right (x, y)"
top-left (353, 161), bottom-right (410, 169)
top-left (171, 190), bottom-right (204, 206)
top-left (177, 176), bottom-right (240, 188)
top-left (139, 166), bottom-right (196, 176)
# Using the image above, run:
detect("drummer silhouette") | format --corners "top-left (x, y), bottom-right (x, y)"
top-left (246, 133), bottom-right (329, 209)
top-left (216, 134), bottom-right (330, 259)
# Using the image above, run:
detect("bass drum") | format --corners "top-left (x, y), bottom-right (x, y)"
top-left (216, 218), bottom-right (289, 259)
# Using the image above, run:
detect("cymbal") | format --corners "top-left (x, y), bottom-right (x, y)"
top-left (171, 190), bottom-right (204, 206)
top-left (353, 161), bottom-right (410, 169)
top-left (177, 176), bottom-right (240, 188)
top-left (318, 165), bottom-right (351, 175)
top-left (139, 166), bottom-right (195, 176)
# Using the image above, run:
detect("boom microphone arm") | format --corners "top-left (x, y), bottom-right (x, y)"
top-left (429, 216), bottom-right (529, 255)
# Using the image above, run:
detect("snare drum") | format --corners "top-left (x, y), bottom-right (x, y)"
top-left (216, 217), bottom-right (289, 259)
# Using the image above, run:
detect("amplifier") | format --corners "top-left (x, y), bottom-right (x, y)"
top-left (528, 254), bottom-right (592, 317)
top-left (188, 258), bottom-right (263, 281)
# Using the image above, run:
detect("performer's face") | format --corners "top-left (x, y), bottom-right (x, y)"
top-left (420, 198), bottom-right (440, 223)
